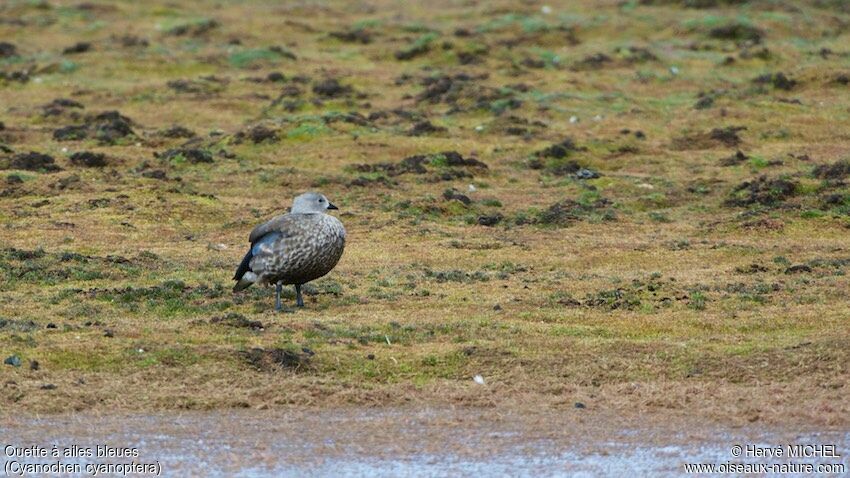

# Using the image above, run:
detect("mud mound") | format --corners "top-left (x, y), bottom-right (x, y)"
top-left (442, 188), bottom-right (472, 205)
top-left (535, 138), bottom-right (581, 159)
top-left (487, 115), bottom-right (547, 137)
top-left (408, 120), bottom-right (446, 136)
top-left (560, 274), bottom-right (689, 310)
top-left (708, 22), bottom-right (763, 43)
top-left (42, 98), bottom-right (84, 117)
top-left (477, 213), bottom-right (504, 226)
top-left (209, 313), bottom-right (264, 330)
top-left (2, 152), bottom-right (62, 172)
top-left (416, 73), bottom-right (519, 113)
top-left (753, 72), bottom-right (797, 91)
top-left (312, 78), bottom-right (353, 98)
top-left (538, 197), bottom-right (615, 226)
top-left (330, 29), bottom-right (372, 44)
top-left (62, 42), bottom-right (91, 55)
top-left (719, 150), bottom-right (749, 166)
top-left (812, 160), bottom-right (850, 180)
top-left (241, 347), bottom-right (313, 371)
top-left (0, 42), bottom-right (17, 58)
top-left (725, 175), bottom-right (798, 207)
top-left (157, 147), bottom-right (214, 164)
top-left (353, 151), bottom-right (486, 183)
top-left (158, 125), bottom-right (196, 139)
top-left (53, 111), bottom-right (136, 144)
top-left (69, 151), bottom-right (108, 168)
top-left (234, 125), bottom-right (278, 144)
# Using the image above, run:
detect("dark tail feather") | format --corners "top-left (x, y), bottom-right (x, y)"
top-left (233, 248), bottom-right (253, 281)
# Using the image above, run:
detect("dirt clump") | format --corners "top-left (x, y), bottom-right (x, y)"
top-left (312, 78), bottom-right (352, 98)
top-left (477, 213), bottom-right (503, 226)
top-left (416, 73), bottom-right (519, 113)
top-left (353, 151), bottom-right (487, 181)
top-left (539, 197), bottom-right (615, 226)
top-left (535, 138), bottom-right (581, 159)
top-left (158, 125), bottom-right (196, 139)
top-left (753, 72), bottom-right (797, 91)
top-left (330, 29), bottom-right (372, 44)
top-left (210, 313), bottom-right (264, 330)
top-left (88, 111), bottom-right (135, 144)
top-left (719, 150), bottom-right (749, 166)
top-left (53, 111), bottom-right (136, 144)
top-left (157, 147), bottom-right (214, 164)
top-left (442, 188), bottom-right (472, 205)
top-left (52, 125), bottom-right (88, 141)
top-left (488, 115), bottom-right (547, 137)
top-left (0, 42), bottom-right (17, 58)
top-left (725, 175), bottom-right (798, 207)
top-left (547, 160), bottom-right (581, 176)
top-left (235, 125), bottom-right (279, 143)
top-left (62, 42), bottom-right (91, 55)
top-left (167, 76), bottom-right (228, 95)
top-left (708, 22), bottom-right (763, 43)
top-left (241, 347), bottom-right (313, 371)
top-left (694, 93), bottom-right (715, 110)
top-left (2, 152), bottom-right (62, 172)
top-left (569, 275), bottom-right (686, 310)
top-left (42, 98), bottom-right (84, 117)
top-left (69, 151), bottom-right (108, 168)
top-left (812, 160), bottom-right (850, 180)
top-left (408, 120), bottom-right (446, 136)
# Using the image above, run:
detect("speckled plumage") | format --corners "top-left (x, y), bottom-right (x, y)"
top-left (233, 192), bottom-right (346, 310)
top-left (248, 213), bottom-right (345, 286)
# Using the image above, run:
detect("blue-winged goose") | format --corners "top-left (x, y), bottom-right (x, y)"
top-left (233, 192), bottom-right (346, 311)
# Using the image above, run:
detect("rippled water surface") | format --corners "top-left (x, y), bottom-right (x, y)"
top-left (2, 408), bottom-right (848, 477)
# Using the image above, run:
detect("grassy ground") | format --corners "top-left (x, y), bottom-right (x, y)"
top-left (1, 0), bottom-right (848, 425)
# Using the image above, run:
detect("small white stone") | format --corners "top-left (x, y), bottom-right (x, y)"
top-left (569, 116), bottom-right (579, 124)
top-left (638, 183), bottom-right (654, 189)
top-left (61, 147), bottom-right (68, 153)
top-left (670, 66), bottom-right (680, 75)
top-left (475, 125), bottom-right (484, 132)
top-left (541, 5), bottom-right (553, 14)
top-left (138, 348), bottom-right (145, 353)
top-left (473, 375), bottom-right (485, 385)
top-left (468, 184), bottom-right (477, 192)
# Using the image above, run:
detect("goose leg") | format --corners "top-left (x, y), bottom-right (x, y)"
top-left (295, 284), bottom-right (304, 307)
top-left (275, 282), bottom-right (283, 312)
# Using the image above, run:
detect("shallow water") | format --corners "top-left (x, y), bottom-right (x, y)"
top-left (2, 408), bottom-right (848, 477)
